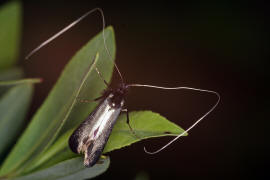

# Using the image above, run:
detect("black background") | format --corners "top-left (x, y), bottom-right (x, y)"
top-left (2, 0), bottom-right (269, 179)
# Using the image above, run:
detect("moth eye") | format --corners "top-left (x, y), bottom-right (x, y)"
top-left (109, 94), bottom-right (114, 98)
top-left (112, 103), bottom-right (115, 107)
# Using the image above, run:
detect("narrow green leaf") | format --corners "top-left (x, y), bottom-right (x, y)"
top-left (26, 130), bottom-right (75, 172)
top-left (103, 111), bottom-right (187, 153)
top-left (0, 78), bottom-right (42, 86)
top-left (0, 67), bottom-right (23, 81)
top-left (0, 67), bottom-right (24, 96)
top-left (14, 156), bottom-right (110, 180)
top-left (0, 84), bottom-right (34, 162)
top-left (0, 27), bottom-right (116, 177)
top-left (0, 1), bottom-right (22, 69)
top-left (35, 146), bottom-right (76, 172)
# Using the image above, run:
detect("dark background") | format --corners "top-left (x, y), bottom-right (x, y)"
top-left (4, 0), bottom-right (269, 179)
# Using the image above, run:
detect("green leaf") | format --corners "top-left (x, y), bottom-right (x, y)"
top-left (0, 67), bottom-right (23, 81)
top-left (26, 130), bottom-right (75, 172)
top-left (0, 78), bottom-right (42, 86)
top-left (0, 1), bottom-right (22, 69)
top-left (14, 156), bottom-right (110, 180)
top-left (0, 67), bottom-right (24, 96)
top-left (0, 27), bottom-right (116, 178)
top-left (25, 111), bottom-right (185, 172)
top-left (0, 83), bottom-right (34, 162)
top-left (103, 111), bottom-right (187, 153)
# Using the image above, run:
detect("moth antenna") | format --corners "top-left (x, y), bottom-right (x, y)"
top-left (127, 84), bottom-right (220, 154)
top-left (25, 8), bottom-right (124, 83)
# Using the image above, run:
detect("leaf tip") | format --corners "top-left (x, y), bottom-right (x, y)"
top-left (106, 26), bottom-right (114, 33)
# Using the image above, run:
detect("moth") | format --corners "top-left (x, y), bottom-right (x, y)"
top-left (26, 8), bottom-right (220, 167)
top-left (68, 81), bottom-right (129, 167)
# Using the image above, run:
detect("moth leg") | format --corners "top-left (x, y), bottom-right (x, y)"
top-left (76, 96), bottom-right (103, 103)
top-left (122, 109), bottom-right (140, 139)
top-left (96, 155), bottom-right (106, 164)
top-left (76, 97), bottom-right (92, 103)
